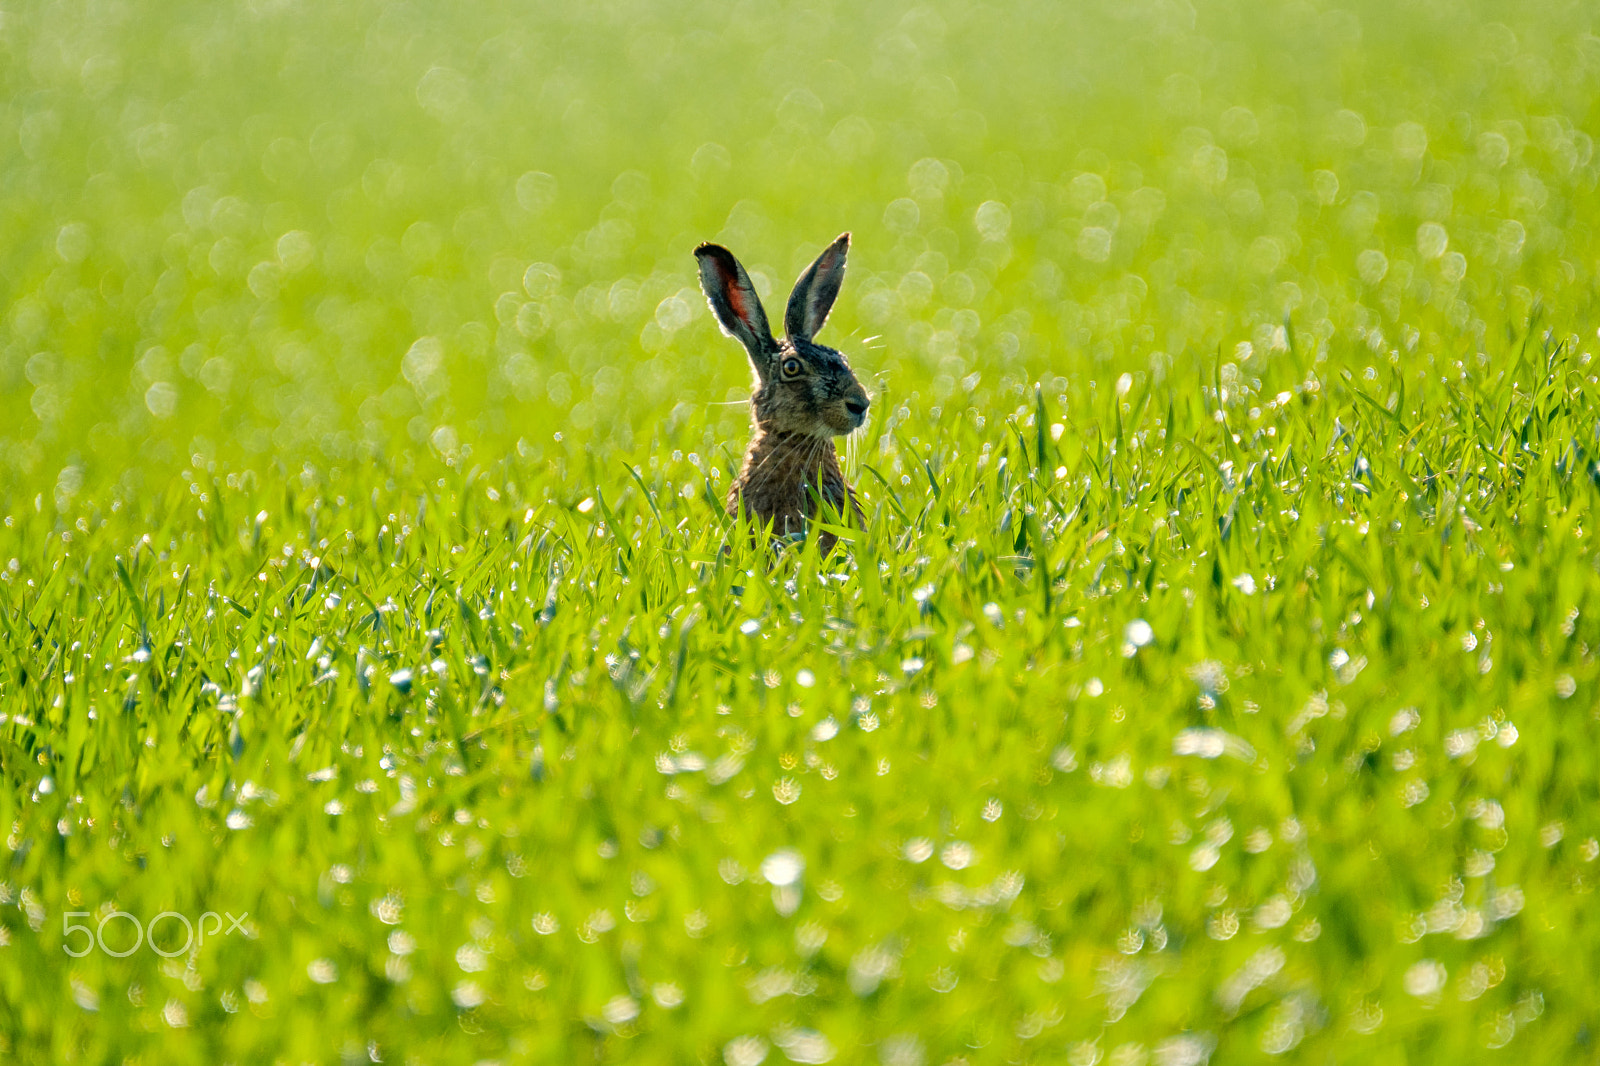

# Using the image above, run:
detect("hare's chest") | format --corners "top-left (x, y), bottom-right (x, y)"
top-left (729, 437), bottom-right (851, 535)
top-left (730, 473), bottom-right (845, 531)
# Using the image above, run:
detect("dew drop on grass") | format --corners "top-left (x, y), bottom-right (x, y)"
top-left (1173, 729), bottom-right (1225, 758)
top-left (1403, 960), bottom-right (1446, 998)
top-left (760, 850), bottom-right (804, 887)
top-left (723, 1035), bottom-right (769, 1066)
top-left (599, 995), bottom-right (637, 1025)
top-left (773, 1027), bottom-right (834, 1064)
top-left (940, 842), bottom-right (974, 870)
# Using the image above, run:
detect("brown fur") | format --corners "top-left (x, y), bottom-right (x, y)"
top-left (729, 430), bottom-right (863, 555)
top-left (695, 234), bottom-right (869, 554)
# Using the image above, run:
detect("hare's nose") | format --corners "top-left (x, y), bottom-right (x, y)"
top-left (845, 396), bottom-right (869, 418)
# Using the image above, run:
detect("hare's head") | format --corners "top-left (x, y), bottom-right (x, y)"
top-left (696, 233), bottom-right (870, 438)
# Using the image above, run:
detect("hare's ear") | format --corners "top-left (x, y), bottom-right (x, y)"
top-left (696, 242), bottom-right (775, 368)
top-left (785, 232), bottom-right (849, 343)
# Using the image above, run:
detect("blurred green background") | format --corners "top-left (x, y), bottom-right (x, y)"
top-left (5, 1), bottom-right (1600, 1064)
top-left (4, 0), bottom-right (1595, 498)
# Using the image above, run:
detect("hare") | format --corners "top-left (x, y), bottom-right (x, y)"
top-left (695, 233), bottom-right (871, 554)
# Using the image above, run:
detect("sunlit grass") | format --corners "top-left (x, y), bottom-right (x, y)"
top-left (3, 0), bottom-right (1600, 1062)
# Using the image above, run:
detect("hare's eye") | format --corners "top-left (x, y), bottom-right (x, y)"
top-left (781, 357), bottom-right (803, 378)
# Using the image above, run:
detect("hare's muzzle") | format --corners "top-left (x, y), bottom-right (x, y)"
top-left (843, 386), bottom-right (870, 430)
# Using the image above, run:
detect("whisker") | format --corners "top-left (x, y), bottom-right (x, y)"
top-left (806, 435), bottom-right (833, 518)
top-left (791, 439), bottom-right (820, 507)
top-left (795, 434), bottom-right (831, 537)
top-left (739, 435), bottom-right (792, 482)
top-left (743, 433), bottom-right (809, 483)
top-left (797, 436), bottom-right (822, 527)
top-left (794, 435), bottom-right (822, 493)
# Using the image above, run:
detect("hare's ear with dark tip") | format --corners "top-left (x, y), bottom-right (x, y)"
top-left (696, 242), bottom-right (775, 368)
top-left (785, 232), bottom-right (849, 343)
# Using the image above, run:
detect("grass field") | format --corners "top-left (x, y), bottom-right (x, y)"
top-left (4, 0), bottom-right (1600, 1062)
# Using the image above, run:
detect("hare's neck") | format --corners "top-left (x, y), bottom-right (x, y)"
top-left (741, 430), bottom-right (839, 484)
